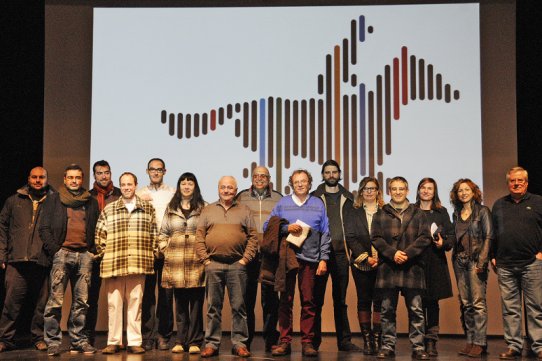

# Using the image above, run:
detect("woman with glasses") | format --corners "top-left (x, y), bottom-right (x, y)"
top-left (450, 179), bottom-right (493, 358)
top-left (414, 178), bottom-right (455, 356)
top-left (157, 172), bottom-right (207, 354)
top-left (343, 177), bottom-right (383, 355)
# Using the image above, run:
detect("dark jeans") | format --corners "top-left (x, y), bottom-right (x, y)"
top-left (83, 258), bottom-right (101, 345)
top-left (351, 266), bottom-right (381, 313)
top-left (422, 299), bottom-right (440, 341)
top-left (0, 262), bottom-right (49, 348)
top-left (313, 251), bottom-right (352, 348)
top-left (245, 255), bottom-right (280, 350)
top-left (279, 260), bottom-right (317, 345)
top-left (142, 258), bottom-right (174, 344)
top-left (173, 287), bottom-right (204, 347)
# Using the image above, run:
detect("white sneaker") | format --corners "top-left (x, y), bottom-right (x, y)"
top-left (172, 345), bottom-right (184, 353)
top-left (189, 345), bottom-right (200, 354)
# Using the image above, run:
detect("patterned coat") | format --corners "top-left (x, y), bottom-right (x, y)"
top-left (158, 205), bottom-right (206, 288)
top-left (372, 203), bottom-right (431, 291)
top-left (95, 196), bottom-right (158, 278)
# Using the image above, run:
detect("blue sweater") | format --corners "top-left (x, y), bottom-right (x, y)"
top-left (264, 195), bottom-right (330, 263)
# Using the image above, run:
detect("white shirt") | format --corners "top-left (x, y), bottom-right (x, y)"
top-left (136, 183), bottom-right (175, 230)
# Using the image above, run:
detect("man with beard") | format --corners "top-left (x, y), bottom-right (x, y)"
top-left (40, 164), bottom-right (100, 356)
top-left (0, 167), bottom-right (54, 352)
top-left (84, 160), bottom-right (121, 346)
top-left (311, 160), bottom-right (360, 351)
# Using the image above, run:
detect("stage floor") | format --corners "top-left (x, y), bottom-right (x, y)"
top-left (0, 334), bottom-right (537, 360)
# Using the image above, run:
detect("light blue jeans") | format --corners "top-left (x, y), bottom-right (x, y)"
top-left (380, 288), bottom-right (425, 352)
top-left (44, 249), bottom-right (93, 347)
top-left (497, 258), bottom-right (542, 353)
top-left (204, 260), bottom-right (248, 350)
top-left (453, 255), bottom-right (488, 346)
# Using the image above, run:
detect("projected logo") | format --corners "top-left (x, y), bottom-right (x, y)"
top-left (160, 15), bottom-right (460, 194)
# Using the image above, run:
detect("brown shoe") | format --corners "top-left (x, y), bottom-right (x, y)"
top-left (468, 344), bottom-right (487, 358)
top-left (201, 346), bottom-right (219, 358)
top-left (0, 343), bottom-right (9, 352)
top-left (102, 345), bottom-right (120, 354)
top-left (35, 341), bottom-right (48, 351)
top-left (499, 348), bottom-right (521, 359)
top-left (537, 350), bottom-right (542, 360)
top-left (127, 346), bottom-right (146, 354)
top-left (458, 343), bottom-right (473, 356)
top-left (233, 346), bottom-right (251, 357)
top-left (302, 343), bottom-right (318, 357)
top-left (271, 343), bottom-right (291, 356)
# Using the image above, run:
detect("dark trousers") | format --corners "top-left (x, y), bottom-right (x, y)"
top-left (173, 287), bottom-right (204, 347)
top-left (279, 260), bottom-right (317, 345)
top-left (245, 255), bottom-right (280, 350)
top-left (313, 251), bottom-right (352, 348)
top-left (0, 262), bottom-right (49, 348)
top-left (142, 258), bottom-right (174, 344)
top-left (351, 266), bottom-right (381, 313)
top-left (422, 299), bottom-right (440, 341)
top-left (83, 259), bottom-right (101, 345)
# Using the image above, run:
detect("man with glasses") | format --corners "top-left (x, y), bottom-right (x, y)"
top-left (371, 177), bottom-right (431, 360)
top-left (265, 169), bottom-right (330, 357)
top-left (136, 158), bottom-right (175, 351)
top-left (85, 160), bottom-right (121, 346)
top-left (196, 176), bottom-right (258, 358)
top-left (236, 166), bottom-right (282, 351)
top-left (311, 160), bottom-right (359, 351)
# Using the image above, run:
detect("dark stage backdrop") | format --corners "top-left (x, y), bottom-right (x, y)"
top-left (1, 0), bottom-right (541, 336)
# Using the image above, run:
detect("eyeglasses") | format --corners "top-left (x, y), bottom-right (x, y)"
top-left (362, 187), bottom-right (377, 193)
top-left (148, 168), bottom-right (164, 174)
top-left (293, 180), bottom-right (309, 186)
top-left (252, 174), bottom-right (269, 180)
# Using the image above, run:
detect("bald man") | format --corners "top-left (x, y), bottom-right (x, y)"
top-left (236, 166), bottom-right (282, 351)
top-left (195, 176), bottom-right (258, 358)
top-left (0, 167), bottom-right (55, 352)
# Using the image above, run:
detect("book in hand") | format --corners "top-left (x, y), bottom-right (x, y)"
top-left (286, 219), bottom-right (311, 248)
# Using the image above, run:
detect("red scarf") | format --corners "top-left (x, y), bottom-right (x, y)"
top-left (93, 181), bottom-right (114, 211)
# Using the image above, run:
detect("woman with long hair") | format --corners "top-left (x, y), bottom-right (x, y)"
top-left (158, 172), bottom-right (207, 354)
top-left (450, 178), bottom-right (493, 358)
top-left (414, 178), bottom-right (455, 356)
top-left (343, 177), bottom-right (384, 355)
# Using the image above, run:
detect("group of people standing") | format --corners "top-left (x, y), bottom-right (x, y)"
top-left (0, 159), bottom-right (540, 361)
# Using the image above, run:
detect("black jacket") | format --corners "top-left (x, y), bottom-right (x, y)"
top-left (419, 206), bottom-right (455, 300)
top-left (452, 203), bottom-right (493, 269)
top-left (343, 198), bottom-right (380, 265)
top-left (38, 191), bottom-right (100, 266)
top-left (0, 185), bottom-right (55, 267)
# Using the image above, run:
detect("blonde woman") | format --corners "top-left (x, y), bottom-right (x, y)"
top-left (343, 177), bottom-right (384, 355)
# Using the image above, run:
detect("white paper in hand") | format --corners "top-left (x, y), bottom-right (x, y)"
top-left (286, 219), bottom-right (311, 247)
top-left (430, 222), bottom-right (438, 237)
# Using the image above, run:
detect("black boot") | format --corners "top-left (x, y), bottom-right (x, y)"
top-left (361, 328), bottom-right (373, 355)
top-left (372, 329), bottom-right (382, 354)
top-left (425, 339), bottom-right (438, 357)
